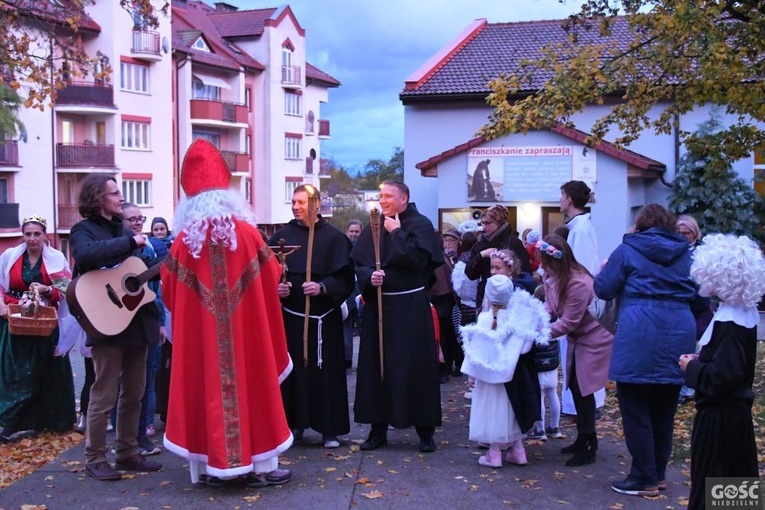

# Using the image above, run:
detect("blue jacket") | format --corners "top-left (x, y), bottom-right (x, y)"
top-left (594, 227), bottom-right (696, 385)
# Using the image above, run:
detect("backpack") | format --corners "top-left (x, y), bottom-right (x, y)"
top-left (531, 339), bottom-right (559, 372)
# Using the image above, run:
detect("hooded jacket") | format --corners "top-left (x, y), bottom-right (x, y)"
top-left (594, 227), bottom-right (696, 384)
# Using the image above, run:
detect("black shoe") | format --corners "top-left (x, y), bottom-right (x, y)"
top-left (611, 476), bottom-right (659, 497)
top-left (418, 435), bottom-right (436, 453)
top-left (115, 454), bottom-right (162, 472)
top-left (360, 433), bottom-right (388, 451)
top-left (565, 434), bottom-right (596, 466)
top-left (85, 461), bottom-right (122, 481)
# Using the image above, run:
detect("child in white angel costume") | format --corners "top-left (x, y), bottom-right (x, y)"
top-left (461, 274), bottom-right (551, 467)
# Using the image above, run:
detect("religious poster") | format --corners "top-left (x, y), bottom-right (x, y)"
top-left (467, 145), bottom-right (597, 202)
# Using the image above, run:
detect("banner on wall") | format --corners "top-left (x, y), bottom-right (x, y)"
top-left (467, 145), bottom-right (596, 202)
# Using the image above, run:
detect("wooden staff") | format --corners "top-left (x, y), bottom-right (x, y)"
top-left (302, 185), bottom-right (318, 367)
top-left (370, 207), bottom-right (384, 380)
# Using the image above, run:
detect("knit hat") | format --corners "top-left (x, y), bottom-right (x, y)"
top-left (482, 205), bottom-right (508, 226)
top-left (485, 275), bottom-right (512, 306)
top-left (526, 230), bottom-right (541, 245)
top-left (180, 139), bottom-right (231, 197)
top-left (443, 229), bottom-right (460, 241)
top-left (151, 217), bottom-right (168, 230)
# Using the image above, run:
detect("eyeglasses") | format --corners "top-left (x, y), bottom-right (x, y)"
top-left (127, 216), bottom-right (147, 225)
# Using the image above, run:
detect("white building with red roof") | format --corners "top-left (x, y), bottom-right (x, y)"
top-left (401, 18), bottom-right (764, 257)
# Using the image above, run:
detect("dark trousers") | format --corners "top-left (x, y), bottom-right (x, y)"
top-left (79, 357), bottom-right (95, 416)
top-left (569, 357), bottom-right (595, 435)
top-left (616, 382), bottom-right (681, 484)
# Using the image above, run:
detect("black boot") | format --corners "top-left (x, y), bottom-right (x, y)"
top-left (560, 435), bottom-right (584, 454)
top-left (360, 424), bottom-right (388, 451)
top-left (565, 433), bottom-right (597, 466)
top-left (416, 425), bottom-right (436, 453)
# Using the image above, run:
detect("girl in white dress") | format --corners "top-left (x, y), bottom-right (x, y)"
top-left (461, 254), bottom-right (550, 467)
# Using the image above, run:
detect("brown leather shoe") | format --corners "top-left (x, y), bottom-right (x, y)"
top-left (115, 454), bottom-right (162, 472)
top-left (85, 461), bottom-right (122, 481)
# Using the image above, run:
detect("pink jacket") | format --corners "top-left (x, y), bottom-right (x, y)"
top-left (544, 271), bottom-right (613, 396)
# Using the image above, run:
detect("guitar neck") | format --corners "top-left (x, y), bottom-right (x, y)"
top-left (136, 260), bottom-right (164, 286)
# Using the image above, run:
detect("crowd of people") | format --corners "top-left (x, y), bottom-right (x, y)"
top-left (0, 150), bottom-right (761, 507)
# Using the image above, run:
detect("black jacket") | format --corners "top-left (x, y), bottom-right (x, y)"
top-left (70, 215), bottom-right (160, 347)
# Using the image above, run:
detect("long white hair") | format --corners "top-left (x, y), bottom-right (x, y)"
top-left (173, 189), bottom-right (258, 258)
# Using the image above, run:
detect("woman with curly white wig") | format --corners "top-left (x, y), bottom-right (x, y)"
top-left (679, 234), bottom-right (765, 510)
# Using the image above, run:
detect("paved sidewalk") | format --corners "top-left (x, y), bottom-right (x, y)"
top-left (0, 359), bottom-right (693, 510)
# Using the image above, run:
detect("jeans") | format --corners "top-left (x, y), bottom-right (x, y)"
top-left (616, 382), bottom-right (681, 484)
top-left (138, 343), bottom-right (161, 438)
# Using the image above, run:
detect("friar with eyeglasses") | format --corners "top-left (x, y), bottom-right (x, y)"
top-left (69, 173), bottom-right (163, 481)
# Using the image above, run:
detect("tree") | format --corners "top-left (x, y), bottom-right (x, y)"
top-left (0, 84), bottom-right (24, 139)
top-left (668, 112), bottom-right (762, 240)
top-left (479, 1), bottom-right (765, 162)
top-left (0, 0), bottom-right (168, 136)
top-left (356, 147), bottom-right (404, 190)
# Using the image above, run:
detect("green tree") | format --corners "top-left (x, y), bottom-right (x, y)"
top-left (668, 113), bottom-right (761, 240)
top-left (0, 84), bottom-right (24, 139)
top-left (356, 147), bottom-right (404, 189)
top-left (479, 1), bottom-right (765, 161)
top-left (0, 0), bottom-right (168, 131)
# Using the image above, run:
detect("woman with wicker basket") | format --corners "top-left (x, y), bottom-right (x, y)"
top-left (0, 215), bottom-right (75, 442)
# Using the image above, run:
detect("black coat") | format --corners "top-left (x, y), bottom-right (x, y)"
top-left (70, 215), bottom-right (160, 347)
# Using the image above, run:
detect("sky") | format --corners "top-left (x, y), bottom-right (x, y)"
top-left (238, 0), bottom-right (587, 173)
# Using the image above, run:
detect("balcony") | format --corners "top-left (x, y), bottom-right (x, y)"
top-left (281, 65), bottom-right (302, 87)
top-left (56, 82), bottom-right (115, 112)
top-left (318, 119), bottom-right (331, 139)
top-left (56, 143), bottom-right (115, 168)
top-left (131, 30), bottom-right (162, 60)
top-left (220, 151), bottom-right (249, 173)
top-left (190, 99), bottom-right (248, 127)
top-left (57, 204), bottom-right (80, 229)
top-left (0, 141), bottom-right (19, 166)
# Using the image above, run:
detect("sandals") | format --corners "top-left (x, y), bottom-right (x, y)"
top-left (199, 474), bottom-right (225, 488)
top-left (245, 468), bottom-right (292, 488)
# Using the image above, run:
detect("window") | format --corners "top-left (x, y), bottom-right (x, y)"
top-left (0, 177), bottom-right (8, 203)
top-left (285, 91), bottom-right (301, 116)
top-left (245, 134), bottom-right (251, 155)
top-left (754, 146), bottom-right (765, 196)
top-left (122, 179), bottom-right (151, 206)
top-left (120, 61), bottom-right (149, 93)
top-left (244, 88), bottom-right (251, 111)
top-left (285, 179), bottom-right (300, 202)
top-left (193, 130), bottom-right (221, 148)
top-left (285, 135), bottom-right (301, 160)
top-left (245, 178), bottom-right (252, 203)
top-left (192, 37), bottom-right (210, 52)
top-left (192, 79), bottom-right (220, 101)
top-left (121, 121), bottom-right (150, 150)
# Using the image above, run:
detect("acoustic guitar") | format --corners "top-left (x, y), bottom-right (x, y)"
top-left (66, 256), bottom-right (162, 338)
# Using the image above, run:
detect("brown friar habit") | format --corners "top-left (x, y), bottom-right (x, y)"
top-left (350, 202), bottom-right (444, 428)
top-left (269, 217), bottom-right (354, 437)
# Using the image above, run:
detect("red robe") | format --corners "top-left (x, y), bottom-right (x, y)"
top-left (160, 219), bottom-right (292, 478)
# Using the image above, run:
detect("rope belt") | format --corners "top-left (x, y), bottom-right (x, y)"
top-left (282, 306), bottom-right (333, 368)
top-left (381, 286), bottom-right (425, 296)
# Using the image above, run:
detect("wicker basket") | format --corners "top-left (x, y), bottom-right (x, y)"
top-left (8, 303), bottom-right (58, 337)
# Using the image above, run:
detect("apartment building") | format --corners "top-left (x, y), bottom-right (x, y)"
top-left (172, 0), bottom-right (339, 236)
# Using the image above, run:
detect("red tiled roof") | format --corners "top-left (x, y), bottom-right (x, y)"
top-left (401, 17), bottom-right (633, 100)
top-left (5, 0), bottom-right (101, 33)
top-left (415, 124), bottom-right (666, 175)
top-left (208, 8), bottom-right (277, 38)
top-left (172, 4), bottom-right (264, 71)
top-left (306, 63), bottom-right (340, 88)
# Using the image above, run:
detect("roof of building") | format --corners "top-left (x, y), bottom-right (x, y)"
top-left (5, 0), bottom-right (101, 33)
top-left (415, 123), bottom-right (666, 176)
top-left (306, 63), bottom-right (340, 88)
top-left (208, 8), bottom-right (278, 38)
top-left (401, 17), bottom-right (633, 100)
top-left (173, 3), bottom-right (265, 71)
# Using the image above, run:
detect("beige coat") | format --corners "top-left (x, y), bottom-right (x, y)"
top-left (544, 272), bottom-right (614, 396)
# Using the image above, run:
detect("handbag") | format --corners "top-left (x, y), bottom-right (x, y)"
top-left (588, 295), bottom-right (618, 334)
top-left (531, 339), bottom-right (559, 372)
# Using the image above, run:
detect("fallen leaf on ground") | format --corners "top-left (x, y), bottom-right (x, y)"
top-left (361, 490), bottom-right (383, 499)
